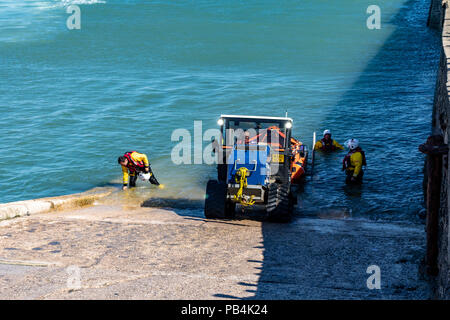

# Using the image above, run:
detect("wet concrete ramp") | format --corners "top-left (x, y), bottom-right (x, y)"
top-left (0, 204), bottom-right (429, 299)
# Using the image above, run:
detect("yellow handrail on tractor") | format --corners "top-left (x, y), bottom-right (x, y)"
top-left (233, 167), bottom-right (255, 206)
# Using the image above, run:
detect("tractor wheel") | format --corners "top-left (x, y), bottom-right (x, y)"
top-left (205, 180), bottom-right (228, 219)
top-left (217, 164), bottom-right (227, 182)
top-left (225, 200), bottom-right (236, 219)
top-left (266, 183), bottom-right (293, 223)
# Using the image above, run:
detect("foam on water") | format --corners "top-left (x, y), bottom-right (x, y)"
top-left (0, 0), bottom-right (106, 42)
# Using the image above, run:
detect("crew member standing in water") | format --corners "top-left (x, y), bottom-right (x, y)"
top-left (118, 151), bottom-right (160, 190)
top-left (314, 129), bottom-right (344, 151)
top-left (342, 139), bottom-right (366, 185)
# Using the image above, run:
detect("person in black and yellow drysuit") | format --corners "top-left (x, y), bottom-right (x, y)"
top-left (118, 151), bottom-right (160, 190)
top-left (342, 139), bottom-right (366, 185)
top-left (314, 129), bottom-right (344, 152)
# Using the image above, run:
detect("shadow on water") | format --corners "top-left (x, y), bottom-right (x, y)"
top-left (212, 0), bottom-right (440, 299)
top-left (299, 0), bottom-right (441, 223)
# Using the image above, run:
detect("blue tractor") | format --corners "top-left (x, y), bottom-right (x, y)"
top-left (204, 115), bottom-right (308, 222)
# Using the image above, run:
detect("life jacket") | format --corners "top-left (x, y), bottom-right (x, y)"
top-left (320, 138), bottom-right (336, 152)
top-left (342, 147), bottom-right (366, 171)
top-left (123, 151), bottom-right (145, 173)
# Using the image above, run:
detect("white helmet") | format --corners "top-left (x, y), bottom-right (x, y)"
top-left (345, 138), bottom-right (359, 150)
top-left (139, 172), bottom-right (151, 181)
top-left (323, 129), bottom-right (331, 137)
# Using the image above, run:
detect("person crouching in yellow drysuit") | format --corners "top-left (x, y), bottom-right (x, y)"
top-left (314, 129), bottom-right (344, 152)
top-left (342, 139), bottom-right (366, 185)
top-left (117, 151), bottom-right (160, 190)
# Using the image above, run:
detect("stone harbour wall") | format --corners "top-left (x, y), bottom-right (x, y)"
top-left (428, 0), bottom-right (450, 300)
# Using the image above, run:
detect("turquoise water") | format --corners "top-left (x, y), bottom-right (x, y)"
top-left (0, 0), bottom-right (440, 221)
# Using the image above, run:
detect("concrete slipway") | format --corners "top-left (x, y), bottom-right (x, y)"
top-left (0, 188), bottom-right (430, 299)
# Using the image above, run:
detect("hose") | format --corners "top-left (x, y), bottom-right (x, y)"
top-left (233, 167), bottom-right (255, 206)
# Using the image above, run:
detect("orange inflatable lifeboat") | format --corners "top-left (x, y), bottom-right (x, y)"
top-left (290, 137), bottom-right (307, 184)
